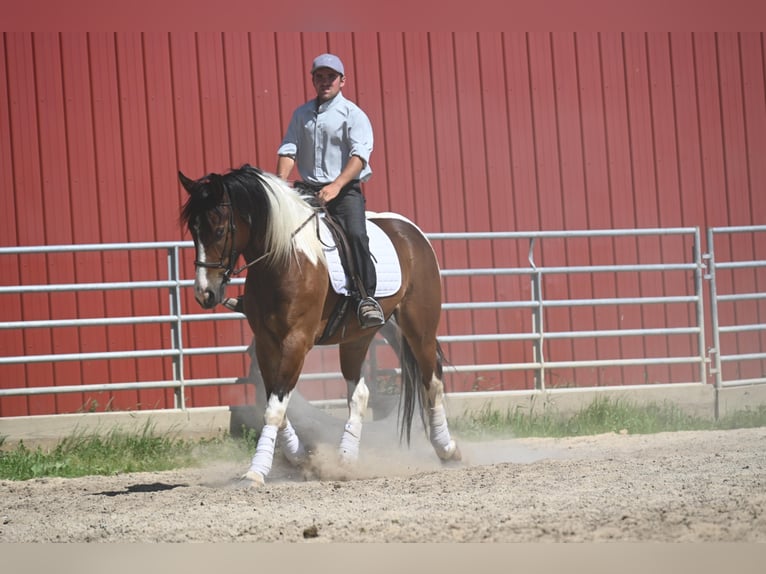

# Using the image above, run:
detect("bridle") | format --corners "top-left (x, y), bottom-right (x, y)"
top-left (193, 200), bottom-right (241, 283)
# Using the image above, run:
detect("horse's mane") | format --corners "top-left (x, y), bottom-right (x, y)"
top-left (182, 164), bottom-right (324, 269)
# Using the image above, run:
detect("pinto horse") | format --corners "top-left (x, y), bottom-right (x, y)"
top-left (179, 164), bottom-right (460, 485)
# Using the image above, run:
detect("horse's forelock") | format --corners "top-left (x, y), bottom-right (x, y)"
top-left (180, 174), bottom-right (222, 230)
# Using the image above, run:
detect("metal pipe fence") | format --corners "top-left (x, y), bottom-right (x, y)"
top-left (1, 226), bottom-right (763, 416)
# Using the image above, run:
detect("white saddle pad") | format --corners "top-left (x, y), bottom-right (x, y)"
top-left (319, 216), bottom-right (402, 297)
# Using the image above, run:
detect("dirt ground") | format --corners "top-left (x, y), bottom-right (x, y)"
top-left (1, 424), bottom-right (765, 542)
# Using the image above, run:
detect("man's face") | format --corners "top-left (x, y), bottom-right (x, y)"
top-left (312, 68), bottom-right (344, 102)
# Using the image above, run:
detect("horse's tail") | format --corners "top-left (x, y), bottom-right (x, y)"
top-left (392, 320), bottom-right (446, 446)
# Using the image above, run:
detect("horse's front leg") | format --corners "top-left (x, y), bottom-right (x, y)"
top-left (246, 341), bottom-right (306, 467)
top-left (339, 377), bottom-right (370, 464)
top-left (244, 392), bottom-right (293, 486)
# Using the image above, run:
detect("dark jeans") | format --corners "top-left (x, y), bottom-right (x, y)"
top-left (324, 181), bottom-right (376, 298)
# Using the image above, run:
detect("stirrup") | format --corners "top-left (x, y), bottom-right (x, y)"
top-left (357, 297), bottom-right (384, 329)
top-left (223, 296), bottom-right (244, 313)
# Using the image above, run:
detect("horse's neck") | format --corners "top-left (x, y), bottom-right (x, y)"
top-left (233, 213), bottom-right (264, 263)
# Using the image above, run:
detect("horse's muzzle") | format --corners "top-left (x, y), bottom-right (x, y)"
top-left (197, 288), bottom-right (220, 309)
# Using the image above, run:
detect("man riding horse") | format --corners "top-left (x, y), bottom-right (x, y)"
top-left (225, 53), bottom-right (384, 329)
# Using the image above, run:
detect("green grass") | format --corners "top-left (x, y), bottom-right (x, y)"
top-left (450, 397), bottom-right (766, 439)
top-left (1, 399), bottom-right (765, 481)
top-left (0, 422), bottom-right (256, 481)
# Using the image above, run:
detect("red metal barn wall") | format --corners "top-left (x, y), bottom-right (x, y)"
top-left (1, 33), bottom-right (765, 416)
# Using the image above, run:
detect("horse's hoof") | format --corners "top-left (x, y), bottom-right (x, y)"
top-left (437, 440), bottom-right (462, 464)
top-left (241, 471), bottom-right (265, 487)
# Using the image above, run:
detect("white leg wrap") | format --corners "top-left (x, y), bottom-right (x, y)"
top-left (339, 420), bottom-right (362, 463)
top-left (278, 419), bottom-right (306, 465)
top-left (339, 378), bottom-right (369, 464)
top-left (429, 403), bottom-right (456, 458)
top-left (427, 375), bottom-right (457, 460)
top-left (247, 424), bottom-right (278, 480)
top-left (244, 393), bottom-right (291, 484)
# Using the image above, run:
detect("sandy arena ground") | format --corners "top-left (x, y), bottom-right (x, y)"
top-left (1, 424), bottom-right (764, 542)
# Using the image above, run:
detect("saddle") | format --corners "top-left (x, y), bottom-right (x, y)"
top-left (294, 181), bottom-right (371, 343)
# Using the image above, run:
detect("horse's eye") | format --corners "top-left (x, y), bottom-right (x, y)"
top-left (215, 227), bottom-right (225, 240)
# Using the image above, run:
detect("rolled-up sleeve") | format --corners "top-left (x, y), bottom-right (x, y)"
top-left (347, 107), bottom-right (373, 167)
top-left (277, 112), bottom-right (299, 157)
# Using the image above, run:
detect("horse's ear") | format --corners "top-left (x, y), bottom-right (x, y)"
top-left (178, 171), bottom-right (196, 194)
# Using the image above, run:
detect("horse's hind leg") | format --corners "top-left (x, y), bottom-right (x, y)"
top-left (397, 313), bottom-right (460, 462)
top-left (424, 369), bottom-right (460, 461)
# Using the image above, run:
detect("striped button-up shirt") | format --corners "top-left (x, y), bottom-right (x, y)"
top-left (277, 92), bottom-right (373, 185)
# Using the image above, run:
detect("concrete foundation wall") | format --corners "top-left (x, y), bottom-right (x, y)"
top-left (1, 384), bottom-right (765, 448)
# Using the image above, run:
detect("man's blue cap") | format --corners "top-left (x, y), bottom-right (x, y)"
top-left (311, 53), bottom-right (345, 76)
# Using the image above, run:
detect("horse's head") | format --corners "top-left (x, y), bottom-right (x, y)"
top-left (179, 170), bottom-right (245, 309)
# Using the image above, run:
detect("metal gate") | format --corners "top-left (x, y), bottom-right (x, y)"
top-left (706, 225), bottom-right (766, 417)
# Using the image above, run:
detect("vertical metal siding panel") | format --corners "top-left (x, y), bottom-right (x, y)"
top-left (427, 33), bottom-right (474, 391)
top-left (575, 33), bottom-right (621, 386)
top-left (34, 34), bottom-right (83, 413)
top-left (528, 34), bottom-right (565, 231)
top-left (718, 34), bottom-right (751, 226)
top-left (274, 33), bottom-right (309, 153)
top-left (5, 34), bottom-right (57, 414)
top-left (249, 33), bottom-right (283, 168)
top-left (693, 32), bottom-right (736, 361)
top-left (300, 33), bottom-right (329, 83)
top-left (624, 33), bottom-right (672, 385)
top-left (740, 33), bottom-right (766, 223)
top-left (670, 34), bottom-right (710, 383)
top-left (0, 34), bottom-right (28, 416)
top-left (89, 33), bottom-right (138, 409)
top-left (400, 34), bottom-right (441, 230)
top-left (551, 33), bottom-right (594, 387)
top-left (143, 33), bottom-right (184, 408)
top-left (169, 32), bottom-right (214, 402)
top-left (600, 33), bottom-right (646, 385)
top-left (528, 33), bottom-right (575, 387)
top-left (474, 34), bottom-right (510, 390)
top-left (740, 33), bottom-right (766, 372)
top-left (718, 33), bottom-right (760, 383)
top-left (399, 32), bottom-right (453, 358)
top-left (455, 32), bottom-right (502, 390)
top-left (223, 33), bottom-right (258, 167)
top-left (350, 34), bottom-right (386, 211)
top-left (503, 33), bottom-right (540, 388)
top-left (60, 33), bottom-right (111, 411)
top-left (670, 34), bottom-right (707, 227)
top-left (114, 33), bottom-right (167, 411)
top-left (327, 32), bottom-right (356, 100)
top-left (377, 34), bottom-right (415, 218)
top-left (647, 33), bottom-right (694, 384)
top-left (694, 34), bottom-right (729, 228)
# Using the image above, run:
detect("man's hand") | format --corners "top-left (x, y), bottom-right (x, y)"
top-left (318, 181), bottom-right (342, 204)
